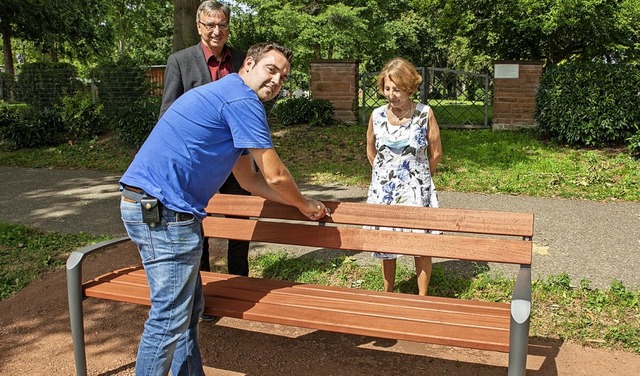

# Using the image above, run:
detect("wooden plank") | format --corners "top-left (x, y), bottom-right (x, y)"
top-left (82, 269), bottom-right (512, 352)
top-left (89, 269), bottom-right (510, 319)
top-left (84, 282), bottom-right (150, 305)
top-left (199, 273), bottom-right (510, 314)
top-left (206, 194), bottom-right (534, 237)
top-left (202, 217), bottom-right (532, 265)
top-left (202, 297), bottom-right (510, 353)
top-left (83, 270), bottom-right (510, 330)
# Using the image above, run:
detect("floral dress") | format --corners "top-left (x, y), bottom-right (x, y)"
top-left (367, 102), bottom-right (439, 260)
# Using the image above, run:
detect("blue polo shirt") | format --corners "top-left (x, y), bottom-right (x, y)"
top-left (120, 73), bottom-right (272, 219)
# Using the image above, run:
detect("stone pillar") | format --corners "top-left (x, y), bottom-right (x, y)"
top-left (310, 59), bottom-right (359, 124)
top-left (492, 61), bottom-right (544, 130)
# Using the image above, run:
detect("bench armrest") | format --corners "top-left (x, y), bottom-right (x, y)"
top-left (66, 236), bottom-right (130, 376)
top-left (66, 237), bottom-right (131, 271)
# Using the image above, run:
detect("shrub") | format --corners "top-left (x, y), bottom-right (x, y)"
top-left (0, 72), bottom-right (16, 101)
top-left (60, 93), bottom-right (106, 142)
top-left (535, 62), bottom-right (640, 147)
top-left (91, 58), bottom-right (152, 118)
top-left (0, 102), bottom-right (28, 129)
top-left (0, 106), bottom-right (63, 149)
top-left (111, 96), bottom-right (160, 147)
top-left (272, 96), bottom-right (334, 126)
top-left (628, 132), bottom-right (640, 158)
top-left (14, 62), bottom-right (81, 108)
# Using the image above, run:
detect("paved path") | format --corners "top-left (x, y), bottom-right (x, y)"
top-left (1, 166), bottom-right (638, 290)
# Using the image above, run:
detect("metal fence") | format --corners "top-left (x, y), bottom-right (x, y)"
top-left (360, 67), bottom-right (492, 128)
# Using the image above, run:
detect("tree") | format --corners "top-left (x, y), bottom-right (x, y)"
top-left (1, 0), bottom-right (110, 77)
top-left (0, 0), bottom-right (43, 77)
top-left (105, 0), bottom-right (173, 63)
top-left (460, 0), bottom-right (640, 65)
top-left (172, 0), bottom-right (200, 52)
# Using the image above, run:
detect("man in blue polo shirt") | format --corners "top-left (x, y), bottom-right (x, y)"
top-left (119, 42), bottom-right (329, 376)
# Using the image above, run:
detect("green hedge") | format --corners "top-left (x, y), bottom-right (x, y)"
top-left (14, 62), bottom-right (82, 108)
top-left (535, 62), bottom-right (640, 147)
top-left (272, 96), bottom-right (334, 126)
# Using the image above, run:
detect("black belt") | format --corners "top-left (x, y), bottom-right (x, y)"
top-left (121, 185), bottom-right (195, 222)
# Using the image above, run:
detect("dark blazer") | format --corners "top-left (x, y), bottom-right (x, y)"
top-left (159, 44), bottom-right (246, 118)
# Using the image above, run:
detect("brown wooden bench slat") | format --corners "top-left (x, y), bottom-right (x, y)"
top-left (83, 268), bottom-right (511, 352)
top-left (204, 287), bottom-right (510, 329)
top-left (199, 272), bottom-right (511, 313)
top-left (202, 296), bottom-right (510, 353)
top-left (119, 268), bottom-right (510, 312)
top-left (202, 216), bottom-right (532, 265)
top-left (86, 269), bottom-right (510, 319)
top-left (206, 194), bottom-right (534, 237)
top-left (83, 268), bottom-right (510, 336)
top-left (96, 269), bottom-right (510, 319)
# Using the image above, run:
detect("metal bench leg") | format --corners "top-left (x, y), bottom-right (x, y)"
top-left (508, 264), bottom-right (531, 376)
top-left (67, 255), bottom-right (88, 376)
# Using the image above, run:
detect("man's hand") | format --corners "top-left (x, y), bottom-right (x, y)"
top-left (301, 199), bottom-right (330, 220)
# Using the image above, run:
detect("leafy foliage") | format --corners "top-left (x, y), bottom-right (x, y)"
top-left (272, 96), bottom-right (335, 126)
top-left (535, 61), bottom-right (640, 146)
top-left (0, 106), bottom-right (63, 149)
top-left (460, 0), bottom-right (640, 64)
top-left (90, 58), bottom-right (152, 118)
top-left (60, 93), bottom-right (106, 142)
top-left (111, 96), bottom-right (160, 147)
top-left (628, 132), bottom-right (640, 158)
top-left (14, 62), bottom-right (82, 108)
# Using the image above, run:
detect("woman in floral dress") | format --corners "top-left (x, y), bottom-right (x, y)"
top-left (366, 57), bottom-right (443, 295)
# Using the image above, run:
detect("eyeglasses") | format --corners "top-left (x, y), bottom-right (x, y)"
top-left (198, 21), bottom-right (229, 32)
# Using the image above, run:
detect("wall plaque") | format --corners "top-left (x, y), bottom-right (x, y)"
top-left (494, 64), bottom-right (519, 79)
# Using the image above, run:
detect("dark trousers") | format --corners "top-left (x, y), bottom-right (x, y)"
top-left (200, 173), bottom-right (250, 276)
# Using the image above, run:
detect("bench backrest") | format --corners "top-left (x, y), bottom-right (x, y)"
top-left (204, 194), bottom-right (533, 265)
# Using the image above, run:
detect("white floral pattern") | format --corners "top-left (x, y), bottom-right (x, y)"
top-left (367, 102), bottom-right (440, 260)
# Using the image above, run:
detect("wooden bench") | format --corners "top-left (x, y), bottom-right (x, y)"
top-left (67, 193), bottom-right (533, 376)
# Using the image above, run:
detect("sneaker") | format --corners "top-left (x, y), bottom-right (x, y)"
top-left (199, 313), bottom-right (221, 323)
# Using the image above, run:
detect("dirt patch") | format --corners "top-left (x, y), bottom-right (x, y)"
top-left (1, 242), bottom-right (639, 376)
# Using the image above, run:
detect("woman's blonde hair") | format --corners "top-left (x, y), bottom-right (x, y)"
top-left (377, 58), bottom-right (422, 96)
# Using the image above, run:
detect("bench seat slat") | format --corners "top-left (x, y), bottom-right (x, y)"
top-left (203, 286), bottom-right (510, 329)
top-left (202, 217), bottom-right (532, 265)
top-left (86, 270), bottom-right (510, 319)
top-left (206, 194), bottom-right (534, 237)
top-left (203, 296), bottom-right (510, 353)
top-left (83, 269), bottom-right (511, 352)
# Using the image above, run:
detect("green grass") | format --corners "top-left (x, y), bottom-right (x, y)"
top-left (0, 135), bottom-right (135, 173)
top-left (1, 125), bottom-right (638, 201)
top-left (0, 222), bottom-right (106, 300)
top-left (272, 124), bottom-right (640, 202)
top-left (249, 250), bottom-right (640, 353)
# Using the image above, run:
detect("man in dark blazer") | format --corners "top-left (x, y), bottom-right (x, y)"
top-left (159, 2), bottom-right (251, 312)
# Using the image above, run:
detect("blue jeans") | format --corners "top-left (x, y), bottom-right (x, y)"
top-left (120, 197), bottom-right (205, 376)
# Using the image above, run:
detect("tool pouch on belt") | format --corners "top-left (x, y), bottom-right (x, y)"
top-left (140, 197), bottom-right (161, 224)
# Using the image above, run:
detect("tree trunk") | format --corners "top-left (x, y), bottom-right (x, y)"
top-left (49, 40), bottom-right (58, 62)
top-left (2, 24), bottom-right (15, 79)
top-left (172, 0), bottom-right (200, 52)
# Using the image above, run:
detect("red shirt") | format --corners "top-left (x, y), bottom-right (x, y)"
top-left (201, 43), bottom-right (233, 81)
